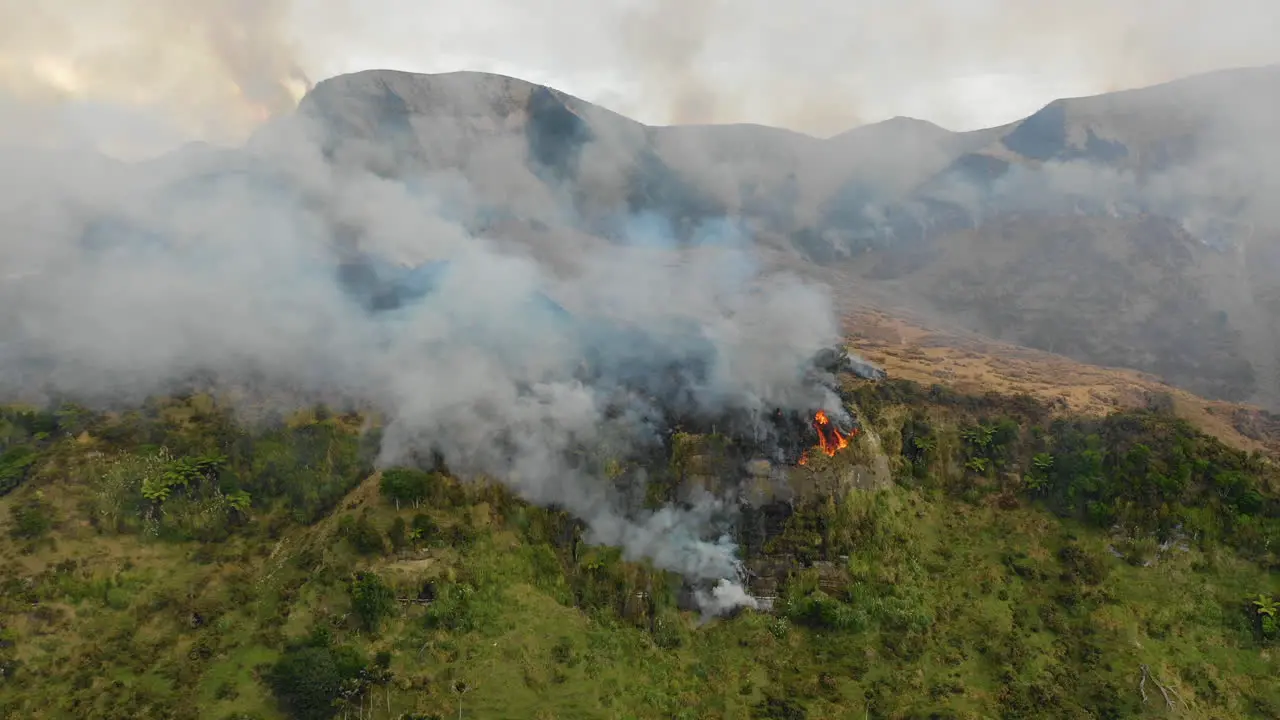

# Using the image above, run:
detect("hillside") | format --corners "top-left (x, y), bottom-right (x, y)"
top-left (2, 372), bottom-right (1279, 719)
top-left (241, 65), bottom-right (1280, 410)
top-left (815, 66), bottom-right (1280, 409)
top-left (842, 308), bottom-right (1280, 458)
top-left (18, 64), bottom-right (1266, 411)
top-left (6, 61), bottom-right (1280, 720)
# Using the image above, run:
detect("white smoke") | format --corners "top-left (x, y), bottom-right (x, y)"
top-left (694, 578), bottom-right (761, 621)
top-left (0, 75), bottom-right (843, 616)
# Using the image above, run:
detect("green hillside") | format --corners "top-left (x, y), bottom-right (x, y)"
top-left (1, 378), bottom-right (1278, 719)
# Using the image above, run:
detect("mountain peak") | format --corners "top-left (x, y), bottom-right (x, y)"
top-left (300, 69), bottom-right (545, 127)
top-left (829, 115), bottom-right (950, 143)
top-left (188, 63), bottom-right (1280, 408)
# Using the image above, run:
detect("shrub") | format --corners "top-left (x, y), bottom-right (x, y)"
top-left (267, 634), bottom-right (368, 720)
top-left (379, 468), bottom-right (438, 509)
top-left (9, 495), bottom-right (54, 540)
top-left (753, 693), bottom-right (807, 720)
top-left (350, 572), bottom-right (397, 633)
top-left (651, 609), bottom-right (686, 649)
top-left (387, 517), bottom-right (408, 552)
top-left (410, 513), bottom-right (438, 546)
top-left (338, 513), bottom-right (385, 555)
top-left (0, 446), bottom-right (38, 496)
top-left (1057, 542), bottom-right (1109, 586)
top-left (785, 590), bottom-right (868, 633)
top-left (423, 583), bottom-right (489, 633)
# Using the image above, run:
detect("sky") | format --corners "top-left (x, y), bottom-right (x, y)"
top-left (1, 0), bottom-right (1277, 156)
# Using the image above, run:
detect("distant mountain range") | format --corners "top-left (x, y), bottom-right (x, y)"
top-left (47, 64), bottom-right (1280, 408)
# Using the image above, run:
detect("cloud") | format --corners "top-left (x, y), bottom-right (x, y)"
top-left (4, 0), bottom-right (1276, 152)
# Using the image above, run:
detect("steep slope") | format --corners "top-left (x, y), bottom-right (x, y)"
top-left (285, 69), bottom-right (731, 245)
top-left (896, 215), bottom-right (1255, 401)
top-left (830, 65), bottom-right (1280, 408)
top-left (2, 376), bottom-right (1278, 719)
top-left (647, 123), bottom-right (818, 235)
top-left (277, 66), bottom-right (1280, 411)
top-left (843, 307), bottom-right (1280, 457)
top-left (29, 65), bottom-right (1280, 410)
top-left (267, 69), bottom-right (997, 257)
top-left (11, 60), bottom-right (1280, 720)
top-left (9, 134), bottom-right (1280, 720)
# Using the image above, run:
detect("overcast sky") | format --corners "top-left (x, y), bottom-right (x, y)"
top-left (2, 0), bottom-right (1277, 155)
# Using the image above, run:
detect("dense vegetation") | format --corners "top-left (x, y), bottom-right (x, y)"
top-left (0, 380), bottom-right (1277, 719)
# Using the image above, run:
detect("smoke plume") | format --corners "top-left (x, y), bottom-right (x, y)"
top-left (0, 0), bottom-right (322, 154)
top-left (0, 78), bottom-right (846, 613)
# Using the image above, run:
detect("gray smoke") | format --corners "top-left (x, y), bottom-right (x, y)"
top-left (0, 85), bottom-right (844, 614)
top-left (694, 579), bottom-right (761, 621)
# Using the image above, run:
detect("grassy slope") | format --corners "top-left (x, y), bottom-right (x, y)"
top-left (1, 386), bottom-right (1278, 720)
top-left (843, 307), bottom-right (1280, 457)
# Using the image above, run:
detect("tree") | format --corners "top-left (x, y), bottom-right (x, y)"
top-left (387, 516), bottom-right (408, 552)
top-left (410, 513), bottom-right (438, 546)
top-left (350, 572), bottom-right (397, 632)
top-left (268, 637), bottom-right (369, 720)
top-left (961, 424), bottom-right (994, 454)
top-left (1253, 594), bottom-right (1279, 617)
top-left (0, 445), bottom-right (37, 496)
top-left (1252, 594), bottom-right (1279, 640)
top-left (9, 492), bottom-right (54, 539)
top-left (379, 468), bottom-right (436, 509)
top-left (1026, 452), bottom-right (1054, 492)
top-left (225, 490), bottom-right (253, 519)
top-left (339, 513), bottom-right (386, 555)
top-left (141, 451), bottom-right (225, 503)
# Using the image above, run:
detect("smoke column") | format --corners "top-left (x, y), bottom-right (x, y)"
top-left (0, 77), bottom-right (845, 613)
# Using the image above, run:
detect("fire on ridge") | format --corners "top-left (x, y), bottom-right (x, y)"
top-left (797, 409), bottom-right (857, 466)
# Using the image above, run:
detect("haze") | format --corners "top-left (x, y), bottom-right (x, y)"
top-left (1, 0), bottom-right (1276, 158)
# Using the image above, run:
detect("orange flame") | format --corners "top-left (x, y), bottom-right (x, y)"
top-left (812, 410), bottom-right (854, 457)
top-left (795, 410), bottom-right (859, 467)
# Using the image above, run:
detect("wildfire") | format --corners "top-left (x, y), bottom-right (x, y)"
top-left (798, 410), bottom-right (856, 466)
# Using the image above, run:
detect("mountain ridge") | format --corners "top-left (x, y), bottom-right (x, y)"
top-left (284, 63), bottom-right (1280, 409)
top-left (26, 64), bottom-right (1280, 410)
top-left (4, 64), bottom-right (1280, 720)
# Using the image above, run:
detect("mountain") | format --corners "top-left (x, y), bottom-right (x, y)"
top-left (239, 65), bottom-right (1280, 410)
top-left (11, 66), bottom-right (1275, 408)
top-left (830, 65), bottom-right (1280, 408)
top-left (4, 65), bottom-right (1280, 720)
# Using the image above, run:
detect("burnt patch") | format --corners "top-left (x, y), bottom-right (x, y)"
top-left (524, 86), bottom-right (595, 184)
top-left (1003, 100), bottom-right (1068, 161)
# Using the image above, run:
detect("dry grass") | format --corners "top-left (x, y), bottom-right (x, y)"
top-left (842, 307), bottom-right (1280, 457)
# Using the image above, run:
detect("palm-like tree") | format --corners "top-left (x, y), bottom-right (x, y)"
top-left (1252, 594), bottom-right (1278, 618)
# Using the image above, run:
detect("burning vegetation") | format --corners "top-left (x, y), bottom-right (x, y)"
top-left (798, 409), bottom-right (858, 466)
top-left (813, 409), bottom-right (853, 456)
